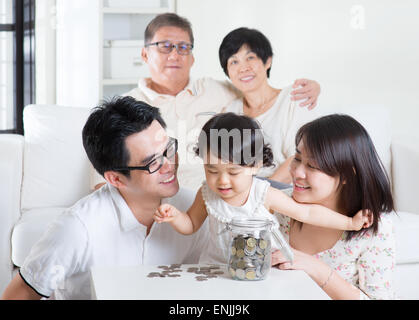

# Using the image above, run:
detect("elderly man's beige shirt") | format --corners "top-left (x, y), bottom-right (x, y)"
top-left (91, 77), bottom-right (239, 191)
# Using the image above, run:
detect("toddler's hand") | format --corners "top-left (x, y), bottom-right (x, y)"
top-left (154, 203), bottom-right (178, 223)
top-left (352, 210), bottom-right (373, 230)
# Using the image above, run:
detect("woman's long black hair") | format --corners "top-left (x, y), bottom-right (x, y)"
top-left (295, 114), bottom-right (394, 240)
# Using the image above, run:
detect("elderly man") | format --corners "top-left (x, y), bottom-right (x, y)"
top-left (1, 97), bottom-right (208, 300)
top-left (93, 13), bottom-right (320, 191)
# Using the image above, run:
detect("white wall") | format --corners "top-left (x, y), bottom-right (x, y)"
top-left (177, 0), bottom-right (419, 138)
top-left (56, 0), bottom-right (101, 108)
top-left (35, 0), bottom-right (57, 105)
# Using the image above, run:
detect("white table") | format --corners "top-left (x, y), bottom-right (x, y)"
top-left (90, 264), bottom-right (329, 300)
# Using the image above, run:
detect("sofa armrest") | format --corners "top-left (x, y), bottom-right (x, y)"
top-left (391, 135), bottom-right (419, 214)
top-left (0, 134), bottom-right (24, 291)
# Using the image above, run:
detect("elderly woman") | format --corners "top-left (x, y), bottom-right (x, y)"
top-left (272, 114), bottom-right (397, 300)
top-left (219, 27), bottom-right (319, 184)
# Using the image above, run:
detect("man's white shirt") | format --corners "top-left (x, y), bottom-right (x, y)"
top-left (20, 184), bottom-right (208, 300)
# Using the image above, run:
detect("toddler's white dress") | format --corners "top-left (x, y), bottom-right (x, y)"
top-left (199, 177), bottom-right (281, 264)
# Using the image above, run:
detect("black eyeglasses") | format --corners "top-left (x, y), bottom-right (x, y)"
top-left (113, 138), bottom-right (178, 174)
top-left (144, 40), bottom-right (194, 55)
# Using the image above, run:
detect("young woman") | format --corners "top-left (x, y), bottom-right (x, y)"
top-left (271, 114), bottom-right (397, 300)
top-left (219, 27), bottom-right (320, 184)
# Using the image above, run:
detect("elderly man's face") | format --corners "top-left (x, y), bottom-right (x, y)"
top-left (142, 26), bottom-right (194, 86)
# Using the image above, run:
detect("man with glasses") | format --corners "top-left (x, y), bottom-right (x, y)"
top-left (1, 97), bottom-right (208, 300)
top-left (93, 13), bottom-right (321, 192)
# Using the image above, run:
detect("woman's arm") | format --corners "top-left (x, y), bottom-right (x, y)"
top-left (154, 187), bottom-right (208, 235)
top-left (272, 248), bottom-right (362, 300)
top-left (265, 187), bottom-right (367, 231)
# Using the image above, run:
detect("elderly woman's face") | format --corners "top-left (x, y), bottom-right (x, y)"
top-left (226, 45), bottom-right (271, 93)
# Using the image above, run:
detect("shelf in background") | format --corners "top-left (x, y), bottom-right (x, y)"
top-left (102, 78), bottom-right (138, 86)
top-left (102, 7), bottom-right (171, 14)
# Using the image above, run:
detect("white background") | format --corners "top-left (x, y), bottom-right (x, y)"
top-left (177, 0), bottom-right (419, 138)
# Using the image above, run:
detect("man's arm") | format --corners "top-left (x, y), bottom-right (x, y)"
top-left (291, 79), bottom-right (321, 110)
top-left (1, 272), bottom-right (43, 300)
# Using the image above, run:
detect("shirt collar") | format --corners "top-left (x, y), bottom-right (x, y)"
top-left (138, 77), bottom-right (196, 101)
top-left (107, 183), bottom-right (145, 233)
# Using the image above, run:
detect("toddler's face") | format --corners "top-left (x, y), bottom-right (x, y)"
top-left (204, 152), bottom-right (256, 206)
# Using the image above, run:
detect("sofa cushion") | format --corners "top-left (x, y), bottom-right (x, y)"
top-left (21, 105), bottom-right (92, 211)
top-left (391, 211), bottom-right (419, 264)
top-left (11, 207), bottom-right (66, 267)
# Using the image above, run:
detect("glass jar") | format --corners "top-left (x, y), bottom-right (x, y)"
top-left (225, 217), bottom-right (293, 281)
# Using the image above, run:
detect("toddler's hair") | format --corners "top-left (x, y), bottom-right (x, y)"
top-left (194, 112), bottom-right (274, 167)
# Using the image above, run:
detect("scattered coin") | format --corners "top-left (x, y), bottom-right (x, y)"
top-left (148, 264), bottom-right (224, 281)
top-left (167, 274), bottom-right (181, 277)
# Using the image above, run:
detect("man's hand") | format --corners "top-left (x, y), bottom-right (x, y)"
top-left (291, 79), bottom-right (321, 110)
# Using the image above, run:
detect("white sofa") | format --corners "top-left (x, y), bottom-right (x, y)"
top-left (1, 103), bottom-right (419, 299)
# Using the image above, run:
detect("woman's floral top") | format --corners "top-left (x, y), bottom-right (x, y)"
top-left (275, 213), bottom-right (397, 299)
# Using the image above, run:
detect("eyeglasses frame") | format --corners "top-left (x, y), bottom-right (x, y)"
top-left (113, 137), bottom-right (178, 174)
top-left (144, 40), bottom-right (194, 55)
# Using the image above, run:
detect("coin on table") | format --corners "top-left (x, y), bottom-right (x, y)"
top-left (230, 245), bottom-right (237, 256)
top-left (147, 272), bottom-right (161, 278)
top-left (229, 267), bottom-right (236, 277)
top-left (196, 276), bottom-right (208, 281)
top-left (212, 270), bottom-right (224, 275)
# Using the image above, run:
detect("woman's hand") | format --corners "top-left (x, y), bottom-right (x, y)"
top-left (271, 247), bottom-right (314, 272)
top-left (291, 79), bottom-right (321, 110)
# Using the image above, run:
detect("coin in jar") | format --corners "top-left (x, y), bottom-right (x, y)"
top-left (244, 245), bottom-right (256, 256)
top-left (235, 236), bottom-right (245, 249)
top-left (258, 239), bottom-right (268, 249)
top-left (246, 237), bottom-right (257, 248)
top-left (236, 259), bottom-right (246, 270)
top-left (235, 268), bottom-right (245, 280)
top-left (230, 245), bottom-right (237, 256)
top-left (236, 248), bottom-right (245, 258)
top-left (245, 269), bottom-right (256, 280)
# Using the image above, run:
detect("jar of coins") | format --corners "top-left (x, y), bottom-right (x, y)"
top-left (225, 217), bottom-right (293, 281)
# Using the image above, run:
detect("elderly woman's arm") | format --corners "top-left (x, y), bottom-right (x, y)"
top-left (272, 248), bottom-right (363, 300)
